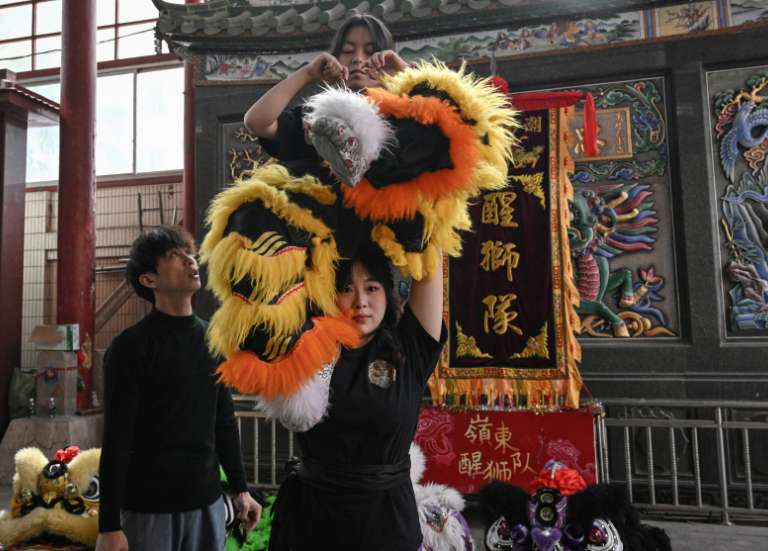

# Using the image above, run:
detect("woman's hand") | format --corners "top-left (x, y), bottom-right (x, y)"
top-left (244, 52), bottom-right (347, 138)
top-left (368, 50), bottom-right (410, 77)
top-left (304, 53), bottom-right (349, 83)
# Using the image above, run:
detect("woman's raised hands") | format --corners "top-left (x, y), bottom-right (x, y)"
top-left (305, 52), bottom-right (349, 83)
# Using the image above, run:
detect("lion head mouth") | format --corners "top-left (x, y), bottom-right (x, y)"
top-left (6, 531), bottom-right (92, 550)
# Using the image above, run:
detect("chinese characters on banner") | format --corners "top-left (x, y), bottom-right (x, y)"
top-left (429, 108), bottom-right (582, 410)
top-left (450, 111), bottom-right (552, 365)
top-left (414, 406), bottom-right (596, 494)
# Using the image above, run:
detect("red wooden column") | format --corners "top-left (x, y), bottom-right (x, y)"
top-left (57, 0), bottom-right (97, 411)
top-left (0, 72), bottom-right (58, 435)
top-left (183, 0), bottom-right (202, 237)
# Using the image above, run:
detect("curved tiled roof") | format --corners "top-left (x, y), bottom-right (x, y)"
top-left (152, 0), bottom-right (686, 53)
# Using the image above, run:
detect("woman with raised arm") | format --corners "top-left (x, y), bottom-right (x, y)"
top-left (244, 14), bottom-right (409, 142)
top-left (268, 243), bottom-right (445, 550)
top-left (201, 12), bottom-right (516, 550)
top-left (242, 17), bottom-right (445, 549)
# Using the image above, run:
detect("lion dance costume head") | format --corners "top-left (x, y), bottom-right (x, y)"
top-left (0, 446), bottom-right (100, 550)
top-left (480, 461), bottom-right (670, 551)
top-left (201, 61), bottom-right (518, 431)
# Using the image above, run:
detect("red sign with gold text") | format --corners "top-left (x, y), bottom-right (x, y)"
top-left (414, 406), bottom-right (597, 494)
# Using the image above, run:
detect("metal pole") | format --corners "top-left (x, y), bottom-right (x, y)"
top-left (646, 426), bottom-right (656, 505)
top-left (715, 407), bottom-right (731, 524)
top-left (624, 425), bottom-right (634, 502)
top-left (692, 427), bottom-right (703, 508)
top-left (58, 0), bottom-right (97, 411)
top-left (742, 428), bottom-right (754, 510)
top-left (137, 193), bottom-right (144, 232)
top-left (601, 413), bottom-right (610, 483)
top-left (182, 0), bottom-right (201, 236)
top-left (669, 426), bottom-right (679, 506)
top-left (254, 417), bottom-right (260, 485)
top-left (594, 413), bottom-right (604, 481)
top-left (0, 71), bottom-right (40, 436)
top-left (158, 190), bottom-right (165, 225)
top-left (271, 418), bottom-right (277, 485)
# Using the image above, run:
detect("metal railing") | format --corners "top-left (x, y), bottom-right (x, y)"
top-left (233, 395), bottom-right (294, 489)
top-left (596, 399), bottom-right (768, 525)
top-left (234, 395), bottom-right (768, 524)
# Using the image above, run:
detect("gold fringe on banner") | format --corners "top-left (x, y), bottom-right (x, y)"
top-left (558, 107), bottom-right (583, 409)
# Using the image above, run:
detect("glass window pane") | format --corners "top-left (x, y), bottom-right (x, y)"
top-left (36, 0), bottom-right (62, 36)
top-left (26, 81), bottom-right (61, 103)
top-left (0, 5), bottom-right (32, 41)
top-left (96, 72), bottom-right (134, 176)
top-left (26, 125), bottom-right (60, 183)
top-left (97, 0), bottom-right (115, 26)
top-left (118, 1), bottom-right (158, 23)
top-left (34, 35), bottom-right (61, 70)
top-left (97, 27), bottom-right (116, 62)
top-left (117, 22), bottom-right (155, 59)
top-left (25, 82), bottom-right (61, 183)
top-left (136, 67), bottom-right (183, 172)
top-left (0, 39), bottom-right (31, 72)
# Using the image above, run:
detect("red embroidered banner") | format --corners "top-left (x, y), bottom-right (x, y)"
top-left (414, 405), bottom-right (597, 494)
top-left (428, 108), bottom-right (582, 410)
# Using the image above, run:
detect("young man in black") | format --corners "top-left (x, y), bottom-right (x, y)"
top-left (96, 226), bottom-right (261, 551)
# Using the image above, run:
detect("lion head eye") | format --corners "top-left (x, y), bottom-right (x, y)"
top-left (83, 475), bottom-right (100, 501)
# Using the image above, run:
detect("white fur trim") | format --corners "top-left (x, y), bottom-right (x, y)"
top-left (410, 442), bottom-right (427, 484)
top-left (303, 86), bottom-right (395, 163)
top-left (67, 448), bottom-right (100, 494)
top-left (415, 482), bottom-right (472, 551)
top-left (415, 482), bottom-right (466, 512)
top-left (254, 354), bottom-right (337, 432)
top-left (15, 447), bottom-right (48, 492)
top-left (414, 476), bottom-right (471, 550)
top-left (422, 511), bottom-right (473, 551)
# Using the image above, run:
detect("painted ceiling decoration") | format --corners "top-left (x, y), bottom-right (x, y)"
top-left (151, 0), bottom-right (695, 53)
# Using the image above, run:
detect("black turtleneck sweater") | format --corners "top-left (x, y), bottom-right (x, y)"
top-left (98, 309), bottom-right (247, 532)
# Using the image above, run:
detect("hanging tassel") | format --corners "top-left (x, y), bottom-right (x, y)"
top-left (489, 75), bottom-right (510, 96)
top-left (582, 93), bottom-right (597, 157)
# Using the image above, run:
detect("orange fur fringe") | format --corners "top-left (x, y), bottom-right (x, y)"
top-left (216, 315), bottom-right (361, 399)
top-left (342, 89), bottom-right (479, 221)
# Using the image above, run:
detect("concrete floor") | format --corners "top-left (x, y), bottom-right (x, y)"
top-left (1, 484), bottom-right (767, 550)
top-left (643, 520), bottom-right (768, 551)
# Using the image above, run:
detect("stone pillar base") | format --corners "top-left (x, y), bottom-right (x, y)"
top-left (0, 415), bottom-right (103, 483)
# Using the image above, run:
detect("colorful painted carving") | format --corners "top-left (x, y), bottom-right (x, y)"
top-left (730, 1), bottom-right (768, 26)
top-left (569, 185), bottom-right (658, 337)
top-left (187, 2), bottom-right (768, 84)
top-left (572, 81), bottom-right (666, 185)
top-left (568, 78), bottom-right (677, 338)
top-left (658, 2), bottom-right (716, 35)
top-left (714, 69), bottom-right (768, 330)
top-left (226, 126), bottom-right (265, 182)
